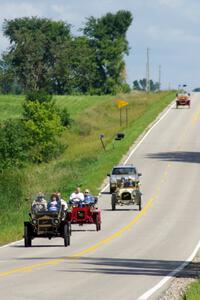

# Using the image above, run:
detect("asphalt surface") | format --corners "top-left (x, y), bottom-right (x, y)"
top-left (1, 93), bottom-right (200, 300)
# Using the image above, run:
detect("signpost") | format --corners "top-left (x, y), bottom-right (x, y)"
top-left (117, 100), bottom-right (129, 127)
top-left (99, 133), bottom-right (106, 151)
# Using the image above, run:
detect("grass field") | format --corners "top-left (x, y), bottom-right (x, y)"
top-left (0, 91), bottom-right (175, 244)
top-left (183, 279), bottom-right (200, 299)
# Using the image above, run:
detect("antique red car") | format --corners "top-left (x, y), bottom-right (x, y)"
top-left (176, 92), bottom-right (191, 108)
top-left (67, 198), bottom-right (101, 231)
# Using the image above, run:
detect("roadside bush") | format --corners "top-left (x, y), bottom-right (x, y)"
top-left (25, 90), bottom-right (52, 104)
top-left (23, 91), bottom-right (67, 162)
top-left (121, 83), bottom-right (131, 93)
top-left (0, 119), bottom-right (28, 170)
top-left (23, 99), bottom-right (64, 162)
top-left (56, 107), bottom-right (72, 128)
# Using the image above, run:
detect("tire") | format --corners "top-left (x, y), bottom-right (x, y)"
top-left (64, 223), bottom-right (70, 247)
top-left (24, 224), bottom-right (32, 247)
top-left (96, 218), bottom-right (101, 231)
top-left (111, 194), bottom-right (116, 211)
top-left (96, 223), bottom-right (101, 231)
top-left (110, 186), bottom-right (116, 194)
top-left (68, 222), bottom-right (72, 236)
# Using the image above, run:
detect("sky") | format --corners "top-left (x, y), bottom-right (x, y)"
top-left (0, 0), bottom-right (200, 90)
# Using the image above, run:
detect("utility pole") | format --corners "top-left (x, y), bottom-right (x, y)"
top-left (158, 65), bottom-right (161, 90)
top-left (146, 48), bottom-right (150, 92)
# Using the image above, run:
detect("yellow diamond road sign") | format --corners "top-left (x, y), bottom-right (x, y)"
top-left (117, 99), bottom-right (129, 109)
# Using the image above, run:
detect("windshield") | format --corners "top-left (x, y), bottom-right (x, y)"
top-left (112, 167), bottom-right (136, 175)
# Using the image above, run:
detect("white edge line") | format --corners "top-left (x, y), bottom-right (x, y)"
top-left (0, 101), bottom-right (174, 250)
top-left (0, 239), bottom-right (23, 249)
top-left (138, 240), bottom-right (200, 300)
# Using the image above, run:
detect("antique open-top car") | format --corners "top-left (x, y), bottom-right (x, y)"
top-left (24, 205), bottom-right (71, 247)
top-left (67, 196), bottom-right (101, 231)
top-left (176, 92), bottom-right (191, 108)
top-left (111, 178), bottom-right (142, 211)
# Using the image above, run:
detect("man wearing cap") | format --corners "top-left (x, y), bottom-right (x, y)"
top-left (84, 189), bottom-right (96, 205)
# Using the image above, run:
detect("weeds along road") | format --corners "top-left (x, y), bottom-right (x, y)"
top-left (1, 93), bottom-right (200, 300)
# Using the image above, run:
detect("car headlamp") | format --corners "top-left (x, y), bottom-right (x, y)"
top-left (53, 218), bottom-right (59, 225)
top-left (32, 219), bottom-right (38, 225)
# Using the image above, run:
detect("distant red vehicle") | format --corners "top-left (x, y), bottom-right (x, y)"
top-left (176, 92), bottom-right (191, 108)
top-left (67, 199), bottom-right (101, 231)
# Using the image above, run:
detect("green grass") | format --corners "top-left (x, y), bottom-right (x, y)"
top-left (183, 279), bottom-right (200, 300)
top-left (0, 94), bottom-right (24, 121)
top-left (0, 91), bottom-right (175, 245)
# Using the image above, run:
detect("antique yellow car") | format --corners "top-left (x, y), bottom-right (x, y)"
top-left (111, 178), bottom-right (142, 211)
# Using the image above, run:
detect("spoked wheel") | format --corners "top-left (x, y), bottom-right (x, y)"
top-left (64, 223), bottom-right (70, 247)
top-left (111, 194), bottom-right (116, 211)
top-left (110, 187), bottom-right (116, 194)
top-left (94, 213), bottom-right (101, 231)
top-left (24, 224), bottom-right (32, 247)
top-left (68, 222), bottom-right (72, 236)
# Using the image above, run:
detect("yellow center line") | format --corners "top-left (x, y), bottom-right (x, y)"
top-left (0, 195), bottom-right (157, 278)
top-left (192, 107), bottom-right (200, 125)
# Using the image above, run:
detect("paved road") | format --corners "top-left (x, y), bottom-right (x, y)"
top-left (1, 93), bottom-right (200, 300)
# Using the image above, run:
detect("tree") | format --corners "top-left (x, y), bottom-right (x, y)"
top-left (3, 17), bottom-right (71, 92)
top-left (0, 91), bottom-right (70, 169)
top-left (23, 92), bottom-right (65, 162)
top-left (2, 13), bottom-right (133, 95)
top-left (133, 79), bottom-right (160, 92)
top-left (70, 37), bottom-right (98, 94)
top-left (83, 10), bottom-right (133, 94)
top-left (0, 56), bottom-right (22, 94)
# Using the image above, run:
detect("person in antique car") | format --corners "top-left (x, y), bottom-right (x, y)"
top-left (70, 187), bottom-right (84, 203)
top-left (124, 178), bottom-right (135, 188)
top-left (84, 189), bottom-right (97, 205)
top-left (32, 192), bottom-right (47, 213)
top-left (56, 192), bottom-right (68, 210)
top-left (47, 193), bottom-right (61, 212)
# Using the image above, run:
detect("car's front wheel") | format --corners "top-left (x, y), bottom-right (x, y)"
top-left (110, 186), bottom-right (116, 194)
top-left (111, 194), bottom-right (116, 211)
top-left (24, 224), bottom-right (32, 247)
top-left (64, 223), bottom-right (70, 247)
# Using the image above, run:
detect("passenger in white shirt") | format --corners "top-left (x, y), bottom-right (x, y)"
top-left (70, 187), bottom-right (84, 202)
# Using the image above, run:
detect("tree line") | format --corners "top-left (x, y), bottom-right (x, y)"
top-left (133, 79), bottom-right (160, 92)
top-left (0, 11), bottom-right (133, 95)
